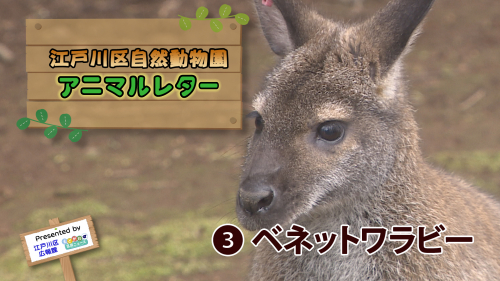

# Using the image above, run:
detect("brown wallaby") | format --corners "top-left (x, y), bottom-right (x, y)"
top-left (236, 0), bottom-right (500, 280)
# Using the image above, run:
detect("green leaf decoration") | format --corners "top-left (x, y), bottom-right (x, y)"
top-left (59, 114), bottom-right (72, 128)
top-left (210, 19), bottom-right (223, 32)
top-left (69, 130), bottom-right (83, 142)
top-left (179, 5), bottom-right (249, 32)
top-left (16, 118), bottom-right (30, 130)
top-left (179, 17), bottom-right (191, 31)
top-left (196, 7), bottom-right (208, 20)
top-left (44, 125), bottom-right (58, 139)
top-left (17, 109), bottom-right (87, 142)
top-left (235, 13), bottom-right (250, 25)
top-left (219, 4), bottom-right (232, 18)
top-left (36, 109), bottom-right (48, 123)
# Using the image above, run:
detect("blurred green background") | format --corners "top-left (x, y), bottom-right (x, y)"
top-left (0, 0), bottom-right (499, 280)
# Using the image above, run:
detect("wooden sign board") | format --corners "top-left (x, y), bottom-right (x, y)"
top-left (25, 19), bottom-right (242, 129)
top-left (20, 215), bottom-right (99, 267)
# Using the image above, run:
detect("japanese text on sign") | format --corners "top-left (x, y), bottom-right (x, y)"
top-left (23, 218), bottom-right (95, 263)
top-left (49, 48), bottom-right (229, 69)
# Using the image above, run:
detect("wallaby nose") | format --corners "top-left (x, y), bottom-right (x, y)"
top-left (239, 184), bottom-right (274, 215)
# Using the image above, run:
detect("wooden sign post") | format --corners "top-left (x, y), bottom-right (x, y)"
top-left (20, 215), bottom-right (99, 280)
top-left (25, 19), bottom-right (242, 129)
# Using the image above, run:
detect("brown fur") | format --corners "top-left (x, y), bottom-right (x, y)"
top-left (237, 0), bottom-right (500, 280)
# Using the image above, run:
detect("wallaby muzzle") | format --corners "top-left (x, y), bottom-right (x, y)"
top-left (238, 177), bottom-right (275, 215)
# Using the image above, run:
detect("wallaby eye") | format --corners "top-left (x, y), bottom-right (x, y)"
top-left (317, 121), bottom-right (345, 142)
top-left (255, 116), bottom-right (264, 133)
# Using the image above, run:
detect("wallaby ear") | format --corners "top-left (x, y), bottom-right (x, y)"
top-left (358, 0), bottom-right (435, 76)
top-left (253, 0), bottom-right (324, 57)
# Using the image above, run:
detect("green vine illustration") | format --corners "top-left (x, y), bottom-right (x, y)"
top-left (178, 4), bottom-right (249, 32)
top-left (16, 109), bottom-right (87, 142)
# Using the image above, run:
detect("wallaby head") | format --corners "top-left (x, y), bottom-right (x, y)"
top-left (237, 0), bottom-right (435, 231)
top-left (236, 1), bottom-right (500, 279)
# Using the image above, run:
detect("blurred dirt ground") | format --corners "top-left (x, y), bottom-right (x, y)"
top-left (0, 0), bottom-right (499, 280)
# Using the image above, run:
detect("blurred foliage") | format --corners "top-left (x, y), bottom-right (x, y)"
top-left (430, 151), bottom-right (500, 197)
top-left (21, 199), bottom-right (110, 231)
top-left (431, 151), bottom-right (500, 174)
top-left (2, 203), bottom-right (250, 281)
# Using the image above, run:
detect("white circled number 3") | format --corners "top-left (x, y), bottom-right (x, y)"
top-left (223, 232), bottom-right (233, 248)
